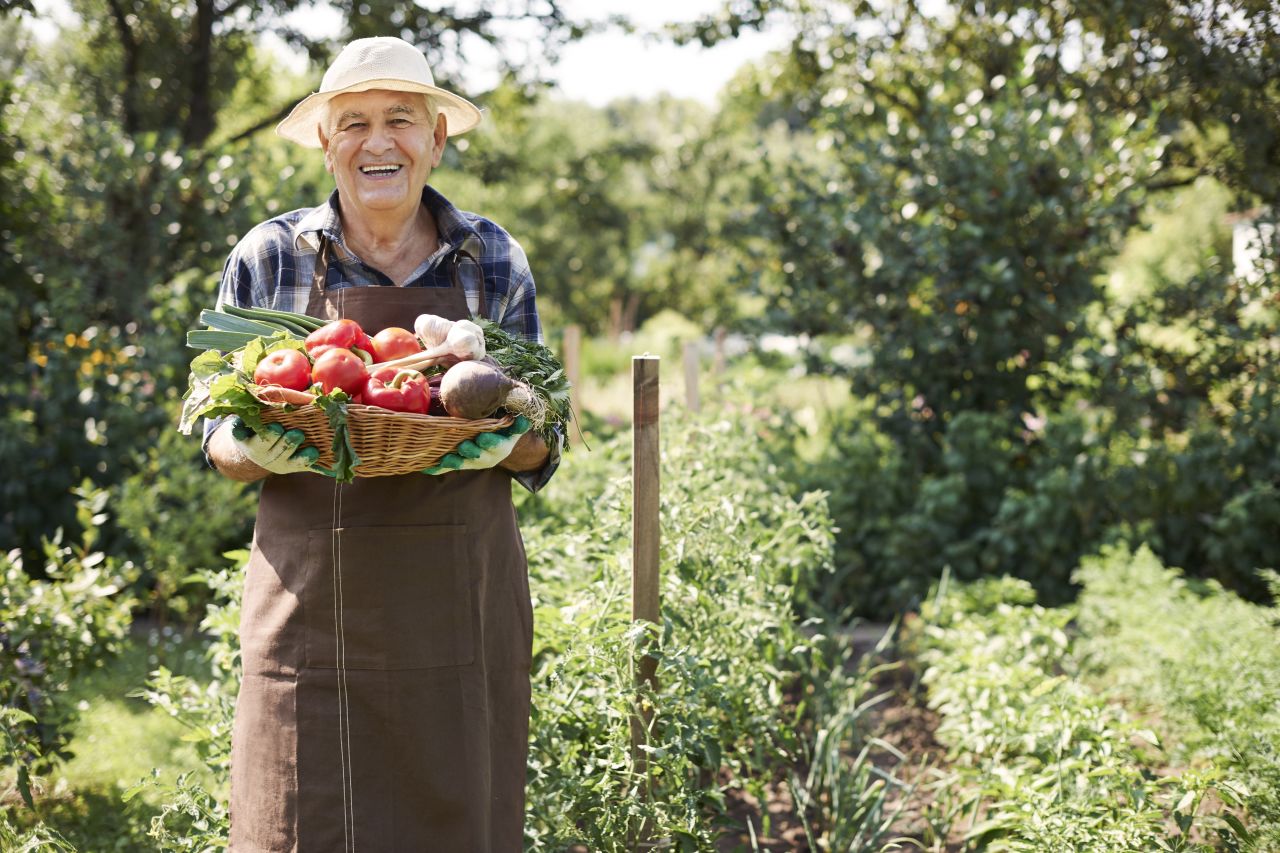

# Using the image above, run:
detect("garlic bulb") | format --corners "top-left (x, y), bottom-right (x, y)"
top-left (414, 313), bottom-right (454, 349)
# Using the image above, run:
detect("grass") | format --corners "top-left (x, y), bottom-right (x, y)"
top-left (7, 624), bottom-right (220, 850)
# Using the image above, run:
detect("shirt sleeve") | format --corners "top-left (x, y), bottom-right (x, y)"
top-left (500, 237), bottom-right (561, 491)
top-left (499, 237), bottom-right (543, 344)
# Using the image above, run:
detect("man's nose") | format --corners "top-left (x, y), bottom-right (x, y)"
top-left (362, 123), bottom-right (394, 154)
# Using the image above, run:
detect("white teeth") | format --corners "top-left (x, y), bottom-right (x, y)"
top-left (360, 165), bottom-right (401, 175)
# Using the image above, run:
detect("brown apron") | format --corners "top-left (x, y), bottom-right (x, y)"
top-left (229, 240), bottom-right (533, 852)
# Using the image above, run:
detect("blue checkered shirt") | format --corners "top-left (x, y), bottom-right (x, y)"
top-left (205, 185), bottom-right (560, 492)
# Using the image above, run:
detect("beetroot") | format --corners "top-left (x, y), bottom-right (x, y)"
top-left (439, 361), bottom-right (515, 419)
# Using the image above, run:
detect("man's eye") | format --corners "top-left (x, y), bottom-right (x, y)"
top-left (391, 118), bottom-right (411, 126)
top-left (341, 122), bottom-right (366, 131)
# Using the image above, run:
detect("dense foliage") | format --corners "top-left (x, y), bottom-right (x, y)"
top-left (906, 562), bottom-right (1257, 850)
top-left (1074, 546), bottom-right (1280, 849)
top-left (0, 488), bottom-right (134, 796)
top-left (725, 1), bottom-right (1280, 613)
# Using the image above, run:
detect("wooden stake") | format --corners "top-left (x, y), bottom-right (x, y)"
top-left (713, 327), bottom-right (727, 381)
top-left (683, 340), bottom-right (700, 414)
top-left (632, 355), bottom-right (660, 679)
top-left (631, 355), bottom-right (661, 796)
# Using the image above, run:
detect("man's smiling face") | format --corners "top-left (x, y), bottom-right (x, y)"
top-left (319, 89), bottom-right (447, 220)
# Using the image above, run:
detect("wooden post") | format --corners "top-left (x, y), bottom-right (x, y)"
top-left (563, 324), bottom-right (581, 400)
top-left (712, 327), bottom-right (727, 381)
top-left (631, 355), bottom-right (660, 786)
top-left (682, 341), bottom-right (700, 414)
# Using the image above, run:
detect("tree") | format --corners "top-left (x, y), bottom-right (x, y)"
top-left (0, 3), bottom-right (593, 563)
top-left (746, 3), bottom-right (1161, 449)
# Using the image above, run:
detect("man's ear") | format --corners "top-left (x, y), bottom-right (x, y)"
top-left (432, 113), bottom-right (448, 167)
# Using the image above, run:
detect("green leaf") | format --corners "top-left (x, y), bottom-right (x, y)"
top-left (313, 391), bottom-right (360, 482)
top-left (16, 765), bottom-right (34, 809)
top-left (241, 336), bottom-right (268, 375)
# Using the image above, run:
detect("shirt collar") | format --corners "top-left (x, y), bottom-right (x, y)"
top-left (292, 186), bottom-right (479, 252)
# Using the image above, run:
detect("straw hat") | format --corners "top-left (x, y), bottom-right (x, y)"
top-left (276, 37), bottom-right (483, 147)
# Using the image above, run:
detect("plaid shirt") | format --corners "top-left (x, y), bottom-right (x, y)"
top-left (206, 185), bottom-right (559, 492)
top-left (216, 185), bottom-right (542, 343)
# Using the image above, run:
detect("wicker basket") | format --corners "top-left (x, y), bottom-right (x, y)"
top-left (259, 400), bottom-right (514, 476)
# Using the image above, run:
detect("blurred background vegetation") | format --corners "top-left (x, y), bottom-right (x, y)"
top-left (1, 0), bottom-right (1278, 844)
top-left (3, 0), bottom-right (1275, 614)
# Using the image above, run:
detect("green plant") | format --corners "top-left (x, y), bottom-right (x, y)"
top-left (1, 486), bottom-right (136, 775)
top-left (906, 573), bottom-right (1247, 850)
top-left (521, 414), bottom-right (911, 849)
top-left (1074, 545), bottom-right (1280, 850)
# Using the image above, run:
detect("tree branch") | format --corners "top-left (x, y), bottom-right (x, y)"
top-left (225, 98), bottom-right (304, 146)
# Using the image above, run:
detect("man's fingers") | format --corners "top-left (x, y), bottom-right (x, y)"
top-left (456, 439), bottom-right (482, 460)
top-left (230, 417), bottom-right (252, 442)
top-left (474, 432), bottom-right (506, 451)
top-left (265, 422), bottom-right (286, 439)
top-left (281, 428), bottom-right (306, 448)
top-left (292, 445), bottom-right (320, 465)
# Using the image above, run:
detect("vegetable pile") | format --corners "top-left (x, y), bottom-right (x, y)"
top-left (178, 304), bottom-right (572, 480)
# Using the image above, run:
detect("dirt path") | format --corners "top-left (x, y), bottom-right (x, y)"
top-left (715, 623), bottom-right (958, 852)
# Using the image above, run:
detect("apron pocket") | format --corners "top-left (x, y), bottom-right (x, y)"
top-left (302, 524), bottom-right (475, 670)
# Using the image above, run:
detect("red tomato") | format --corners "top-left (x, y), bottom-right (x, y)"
top-left (370, 327), bottom-right (422, 362)
top-left (304, 318), bottom-right (366, 356)
top-left (253, 348), bottom-right (312, 391)
top-left (311, 348), bottom-right (369, 397)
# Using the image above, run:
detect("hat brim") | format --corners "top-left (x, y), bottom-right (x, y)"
top-left (275, 78), bottom-right (483, 148)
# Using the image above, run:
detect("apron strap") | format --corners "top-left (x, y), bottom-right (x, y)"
top-left (449, 248), bottom-right (490, 321)
top-left (309, 234), bottom-right (333, 309)
top-left (312, 234), bottom-right (490, 321)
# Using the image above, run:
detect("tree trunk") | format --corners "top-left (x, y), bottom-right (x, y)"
top-left (183, 0), bottom-right (216, 148)
top-left (104, 0), bottom-right (140, 135)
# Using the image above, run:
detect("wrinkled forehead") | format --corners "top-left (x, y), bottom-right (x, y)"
top-left (326, 89), bottom-right (434, 125)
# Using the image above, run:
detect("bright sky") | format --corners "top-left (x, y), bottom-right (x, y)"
top-left (550, 0), bottom-right (790, 106)
top-left (28, 0), bottom-right (787, 106)
top-left (260, 0), bottom-right (789, 107)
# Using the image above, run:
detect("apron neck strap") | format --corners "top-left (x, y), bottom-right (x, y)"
top-left (309, 235), bottom-right (332, 309)
top-left (310, 236), bottom-right (490, 322)
top-left (450, 248), bottom-right (490, 321)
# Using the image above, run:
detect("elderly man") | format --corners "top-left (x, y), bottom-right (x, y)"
top-left (204, 36), bottom-right (555, 851)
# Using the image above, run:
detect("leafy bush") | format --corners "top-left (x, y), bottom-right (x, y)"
top-left (1074, 545), bottom-right (1280, 851)
top-left (127, 562), bottom-right (242, 850)
top-left (112, 425), bottom-right (258, 621)
top-left (521, 416), bottom-right (902, 848)
top-left (1, 486), bottom-right (135, 778)
top-left (907, 573), bottom-right (1248, 850)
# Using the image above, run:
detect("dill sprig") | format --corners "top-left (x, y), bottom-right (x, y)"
top-left (475, 318), bottom-right (575, 447)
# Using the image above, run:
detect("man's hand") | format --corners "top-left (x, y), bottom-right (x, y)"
top-left (228, 417), bottom-right (324, 476)
top-left (423, 416), bottom-right (533, 475)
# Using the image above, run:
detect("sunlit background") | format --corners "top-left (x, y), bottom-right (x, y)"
top-left (2, 1), bottom-right (1278, 848)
